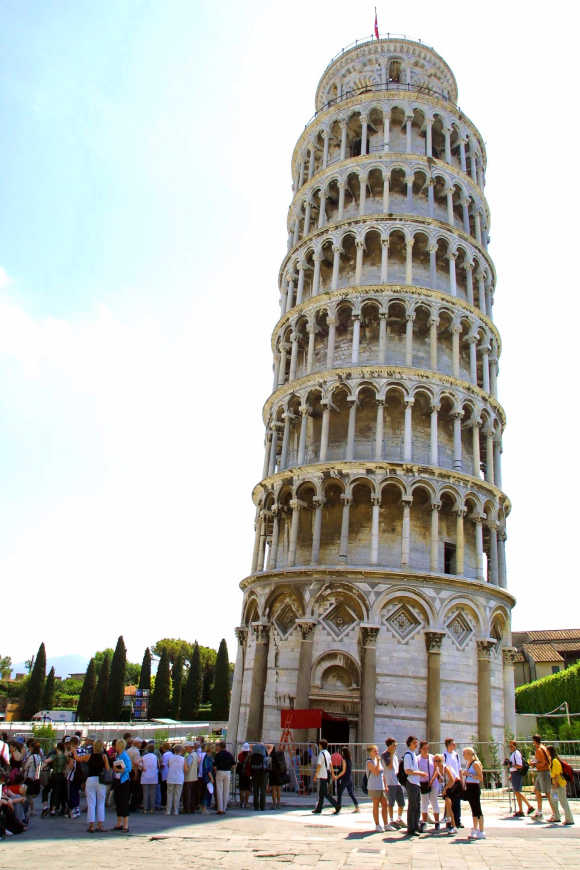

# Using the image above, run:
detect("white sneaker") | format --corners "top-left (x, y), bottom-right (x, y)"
top-left (476, 831), bottom-right (486, 839)
top-left (449, 827), bottom-right (457, 835)
top-left (383, 824), bottom-right (396, 831)
top-left (533, 811), bottom-right (543, 819)
top-left (468, 828), bottom-right (478, 839)
top-left (375, 824), bottom-right (384, 832)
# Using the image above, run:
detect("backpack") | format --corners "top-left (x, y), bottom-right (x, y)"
top-left (519, 755), bottom-right (529, 777)
top-left (250, 752), bottom-right (265, 773)
top-left (361, 773), bottom-right (368, 794)
top-left (560, 759), bottom-right (573, 784)
top-left (397, 754), bottom-right (409, 787)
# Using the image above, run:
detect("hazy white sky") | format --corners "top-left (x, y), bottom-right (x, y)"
top-left (0, 0), bottom-right (578, 666)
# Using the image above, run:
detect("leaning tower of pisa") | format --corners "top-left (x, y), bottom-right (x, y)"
top-left (228, 36), bottom-right (517, 749)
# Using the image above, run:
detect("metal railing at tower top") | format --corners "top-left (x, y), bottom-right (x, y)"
top-left (304, 81), bottom-right (457, 131)
top-left (320, 35), bottom-right (435, 78)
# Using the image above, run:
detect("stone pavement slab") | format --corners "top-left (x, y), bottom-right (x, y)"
top-left (2, 799), bottom-right (579, 869)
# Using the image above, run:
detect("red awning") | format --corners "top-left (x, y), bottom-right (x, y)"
top-left (281, 709), bottom-right (349, 728)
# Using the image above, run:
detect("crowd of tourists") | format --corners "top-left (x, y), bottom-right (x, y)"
top-left (0, 730), bottom-right (575, 839)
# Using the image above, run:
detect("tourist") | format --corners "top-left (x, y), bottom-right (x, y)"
top-left (166, 744), bottom-right (186, 816)
top-left (250, 739), bottom-right (269, 812)
top-left (547, 745), bottom-right (574, 825)
top-left (335, 746), bottom-right (359, 814)
top-left (126, 736), bottom-right (143, 813)
top-left (269, 743), bottom-right (288, 810)
top-left (200, 744), bottom-right (215, 814)
top-left (404, 736), bottom-right (427, 836)
top-left (2, 775), bottom-right (28, 826)
top-left (182, 742), bottom-right (199, 814)
top-left (507, 740), bottom-right (534, 817)
top-left (381, 738), bottom-right (403, 827)
top-left (434, 753), bottom-right (460, 834)
top-left (418, 740), bottom-right (441, 831)
top-left (530, 734), bottom-right (556, 820)
top-left (21, 742), bottom-right (42, 817)
top-left (47, 742), bottom-right (68, 816)
top-left (214, 741), bottom-right (235, 814)
top-left (461, 747), bottom-right (485, 839)
top-left (65, 739), bottom-right (85, 819)
top-left (312, 738), bottom-right (338, 815)
top-left (365, 744), bottom-right (391, 832)
top-left (111, 738), bottom-right (132, 832)
top-left (237, 742), bottom-right (252, 808)
top-left (160, 742), bottom-right (172, 809)
top-left (140, 742), bottom-right (159, 814)
top-left (85, 739), bottom-right (110, 833)
top-left (442, 738), bottom-right (463, 829)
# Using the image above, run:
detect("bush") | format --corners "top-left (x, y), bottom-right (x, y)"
top-left (32, 724), bottom-right (56, 754)
top-left (516, 662), bottom-right (580, 715)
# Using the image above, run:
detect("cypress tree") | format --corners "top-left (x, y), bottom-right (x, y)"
top-left (106, 636), bottom-right (127, 720)
top-left (76, 658), bottom-right (97, 721)
top-left (139, 648), bottom-right (152, 691)
top-left (21, 643), bottom-right (46, 720)
top-left (181, 642), bottom-right (202, 720)
top-left (93, 652), bottom-right (111, 721)
top-left (210, 639), bottom-right (230, 721)
top-left (150, 649), bottom-right (170, 718)
top-left (42, 667), bottom-right (56, 710)
top-left (171, 655), bottom-right (183, 720)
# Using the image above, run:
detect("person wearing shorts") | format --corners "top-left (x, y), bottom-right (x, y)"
top-left (381, 738), bottom-right (405, 828)
top-left (531, 734), bottom-right (555, 820)
top-left (508, 741), bottom-right (534, 817)
top-left (366, 745), bottom-right (392, 833)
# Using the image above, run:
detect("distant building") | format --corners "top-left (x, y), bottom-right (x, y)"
top-left (68, 672), bottom-right (86, 681)
top-left (512, 630), bottom-right (580, 687)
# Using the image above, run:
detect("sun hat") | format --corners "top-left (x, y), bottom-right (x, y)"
top-left (242, 742), bottom-right (250, 751)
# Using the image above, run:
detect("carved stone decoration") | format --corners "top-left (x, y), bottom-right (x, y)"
top-left (360, 624), bottom-right (380, 647)
top-left (274, 603), bottom-right (297, 638)
top-left (296, 619), bottom-right (317, 640)
top-left (385, 604), bottom-right (421, 642)
top-left (322, 602), bottom-right (358, 639)
top-left (502, 647), bottom-right (518, 666)
top-left (477, 638), bottom-right (498, 660)
top-left (446, 611), bottom-right (473, 649)
top-left (425, 630), bottom-right (446, 653)
top-left (235, 626), bottom-right (248, 646)
top-left (251, 622), bottom-right (271, 644)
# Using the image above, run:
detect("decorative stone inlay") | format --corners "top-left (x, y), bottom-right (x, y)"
top-left (384, 604), bottom-right (421, 641)
top-left (322, 602), bottom-right (358, 639)
top-left (446, 611), bottom-right (473, 649)
top-left (274, 604), bottom-right (297, 638)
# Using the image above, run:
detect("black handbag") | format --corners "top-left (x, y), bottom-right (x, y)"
top-left (420, 759), bottom-right (432, 794)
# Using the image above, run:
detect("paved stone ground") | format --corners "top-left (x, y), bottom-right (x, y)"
top-left (2, 799), bottom-right (580, 869)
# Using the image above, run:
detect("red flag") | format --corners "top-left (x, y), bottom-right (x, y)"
top-left (374, 9), bottom-right (379, 39)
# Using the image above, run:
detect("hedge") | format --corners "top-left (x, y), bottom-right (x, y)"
top-left (516, 662), bottom-right (580, 714)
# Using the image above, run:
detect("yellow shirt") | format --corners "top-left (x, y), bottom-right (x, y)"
top-left (551, 758), bottom-right (566, 789)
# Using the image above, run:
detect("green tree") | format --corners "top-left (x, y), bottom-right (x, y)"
top-left (181, 642), bottom-right (202, 720)
top-left (76, 658), bottom-right (97, 720)
top-left (139, 648), bottom-right (152, 691)
top-left (107, 636), bottom-right (127, 720)
top-left (0, 655), bottom-right (12, 680)
top-left (150, 649), bottom-right (170, 718)
top-left (21, 643), bottom-right (46, 720)
top-left (94, 649), bottom-right (114, 675)
top-left (210, 639), bottom-right (230, 720)
top-left (93, 652), bottom-right (111, 721)
top-left (42, 667), bottom-right (56, 709)
top-left (152, 638), bottom-right (192, 666)
top-left (171, 655), bottom-right (183, 720)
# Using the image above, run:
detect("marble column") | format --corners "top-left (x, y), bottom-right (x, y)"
top-left (502, 647), bottom-right (517, 738)
top-left (311, 498), bottom-right (324, 564)
top-left (379, 314), bottom-right (387, 363)
top-left (246, 623), bottom-right (271, 741)
top-left (425, 631), bottom-right (446, 743)
top-left (401, 497), bottom-right (411, 566)
top-left (319, 403), bottom-right (330, 461)
top-left (375, 399), bottom-right (385, 460)
top-left (456, 508), bottom-right (465, 575)
top-left (227, 626), bottom-right (248, 746)
top-left (498, 529), bottom-right (507, 589)
top-left (403, 399), bottom-right (414, 461)
top-left (477, 639), bottom-right (497, 742)
top-left (287, 499), bottom-right (301, 566)
top-left (370, 497), bottom-right (380, 564)
top-left (295, 620), bottom-right (317, 721)
top-left (360, 625), bottom-right (381, 742)
top-left (339, 495), bottom-right (351, 560)
top-left (430, 503), bottom-right (440, 571)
